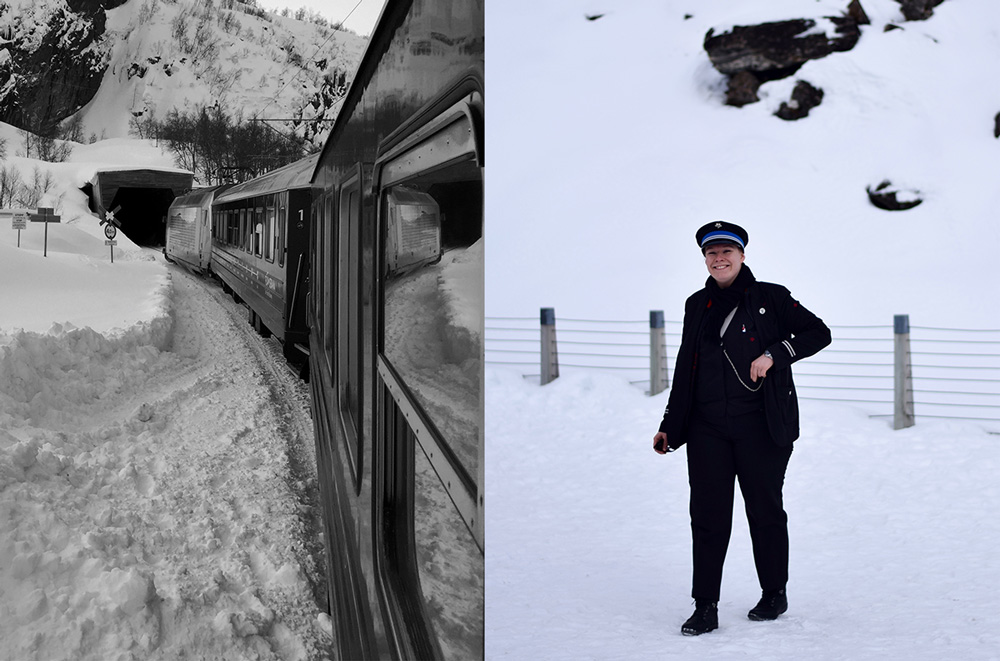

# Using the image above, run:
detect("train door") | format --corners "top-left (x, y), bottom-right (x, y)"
top-left (200, 207), bottom-right (210, 267)
top-left (337, 170), bottom-right (365, 481)
top-left (374, 92), bottom-right (484, 660)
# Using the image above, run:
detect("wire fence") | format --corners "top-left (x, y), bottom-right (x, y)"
top-left (485, 313), bottom-right (1000, 433)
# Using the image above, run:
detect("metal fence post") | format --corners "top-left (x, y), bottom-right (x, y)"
top-left (649, 310), bottom-right (669, 396)
top-left (894, 314), bottom-right (915, 429)
top-left (540, 307), bottom-right (559, 385)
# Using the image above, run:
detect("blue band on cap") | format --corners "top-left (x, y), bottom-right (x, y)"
top-left (700, 230), bottom-right (744, 248)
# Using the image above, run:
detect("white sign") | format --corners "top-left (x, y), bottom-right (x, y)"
top-left (105, 240), bottom-right (117, 246)
top-left (104, 224), bottom-right (117, 240)
top-left (12, 213), bottom-right (27, 230)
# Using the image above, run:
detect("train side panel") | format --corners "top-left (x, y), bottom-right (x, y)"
top-left (165, 188), bottom-right (219, 273)
top-left (308, 0), bottom-right (484, 658)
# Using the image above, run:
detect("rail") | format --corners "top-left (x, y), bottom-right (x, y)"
top-left (485, 310), bottom-right (1000, 433)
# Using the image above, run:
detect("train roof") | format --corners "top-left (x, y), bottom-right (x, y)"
top-left (310, 0), bottom-right (484, 184)
top-left (215, 154), bottom-right (319, 205)
top-left (311, 0), bottom-right (398, 182)
top-left (169, 185), bottom-right (232, 207)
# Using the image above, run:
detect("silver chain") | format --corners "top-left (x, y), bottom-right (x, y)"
top-left (723, 348), bottom-right (764, 392)
top-left (720, 305), bottom-right (763, 392)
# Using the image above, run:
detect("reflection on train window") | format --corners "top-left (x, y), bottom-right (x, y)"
top-left (338, 181), bottom-right (362, 446)
top-left (381, 153), bottom-right (483, 659)
top-left (413, 445), bottom-right (484, 661)
top-left (382, 164), bottom-right (483, 483)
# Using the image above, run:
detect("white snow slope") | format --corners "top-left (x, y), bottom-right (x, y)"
top-left (1, 0), bottom-right (367, 145)
top-left (486, 0), bottom-right (1000, 659)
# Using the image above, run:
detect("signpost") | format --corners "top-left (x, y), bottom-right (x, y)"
top-left (100, 206), bottom-right (122, 263)
top-left (104, 224), bottom-right (118, 263)
top-left (29, 207), bottom-right (62, 257)
top-left (3, 208), bottom-right (32, 248)
top-left (11, 212), bottom-right (27, 247)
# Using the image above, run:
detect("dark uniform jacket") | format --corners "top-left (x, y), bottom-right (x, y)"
top-left (658, 276), bottom-right (831, 449)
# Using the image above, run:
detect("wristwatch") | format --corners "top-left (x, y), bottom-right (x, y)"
top-left (764, 350), bottom-right (773, 360)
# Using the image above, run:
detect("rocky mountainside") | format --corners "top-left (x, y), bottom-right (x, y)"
top-left (0, 0), bottom-right (366, 147)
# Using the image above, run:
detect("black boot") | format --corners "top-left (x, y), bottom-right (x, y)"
top-left (681, 599), bottom-right (718, 636)
top-left (747, 588), bottom-right (788, 621)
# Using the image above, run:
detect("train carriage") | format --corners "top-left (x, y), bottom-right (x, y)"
top-left (211, 154), bottom-right (318, 358)
top-left (164, 185), bottom-right (230, 273)
top-left (307, 0), bottom-right (484, 658)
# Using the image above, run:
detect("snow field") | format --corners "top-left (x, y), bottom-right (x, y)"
top-left (486, 368), bottom-right (1000, 660)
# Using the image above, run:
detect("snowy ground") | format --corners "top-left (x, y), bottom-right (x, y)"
top-left (485, 368), bottom-right (1000, 660)
top-left (0, 264), bottom-right (330, 660)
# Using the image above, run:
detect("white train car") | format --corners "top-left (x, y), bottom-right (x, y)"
top-left (164, 186), bottom-right (229, 273)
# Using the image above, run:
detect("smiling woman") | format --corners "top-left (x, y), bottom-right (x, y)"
top-left (703, 243), bottom-right (745, 289)
top-left (652, 219), bottom-right (831, 636)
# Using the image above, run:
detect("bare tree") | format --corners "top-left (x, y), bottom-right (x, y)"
top-left (0, 165), bottom-right (23, 208)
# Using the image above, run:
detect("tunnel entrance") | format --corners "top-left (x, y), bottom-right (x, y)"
top-left (89, 167), bottom-right (194, 249)
top-left (109, 187), bottom-right (176, 247)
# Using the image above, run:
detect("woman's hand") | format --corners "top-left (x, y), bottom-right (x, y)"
top-left (653, 432), bottom-right (669, 454)
top-left (750, 353), bottom-right (774, 382)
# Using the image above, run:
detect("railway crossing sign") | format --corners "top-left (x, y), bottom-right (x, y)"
top-left (101, 204), bottom-right (122, 228)
top-left (100, 205), bottom-right (122, 264)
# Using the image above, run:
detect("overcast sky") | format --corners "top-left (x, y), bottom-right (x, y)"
top-left (254, 0), bottom-right (384, 36)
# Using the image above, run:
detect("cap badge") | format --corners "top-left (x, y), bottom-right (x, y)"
top-left (715, 222), bottom-right (722, 228)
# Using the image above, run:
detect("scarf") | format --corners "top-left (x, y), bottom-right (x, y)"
top-left (703, 263), bottom-right (756, 337)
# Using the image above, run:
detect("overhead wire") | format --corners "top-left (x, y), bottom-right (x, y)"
top-left (253, 0), bottom-right (369, 123)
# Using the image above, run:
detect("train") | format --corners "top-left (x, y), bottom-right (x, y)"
top-left (164, 185), bottom-right (226, 274)
top-left (163, 0), bottom-right (483, 657)
top-left (211, 155), bottom-right (317, 360)
top-left (306, 0), bottom-right (484, 658)
top-left (164, 155), bottom-right (317, 363)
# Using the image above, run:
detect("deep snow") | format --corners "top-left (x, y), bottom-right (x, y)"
top-left (0, 263), bottom-right (331, 660)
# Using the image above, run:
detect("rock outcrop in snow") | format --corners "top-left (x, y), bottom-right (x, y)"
top-left (0, 0), bottom-right (112, 134)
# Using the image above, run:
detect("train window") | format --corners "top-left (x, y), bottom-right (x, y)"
top-left (278, 204), bottom-right (286, 267)
top-left (323, 193), bottom-right (335, 377)
top-left (381, 116), bottom-right (482, 495)
top-left (244, 209), bottom-right (251, 253)
top-left (264, 206), bottom-right (276, 262)
top-left (338, 176), bottom-right (362, 458)
top-left (254, 208), bottom-right (264, 257)
top-left (378, 101), bottom-right (484, 660)
top-left (313, 197), bottom-right (324, 360)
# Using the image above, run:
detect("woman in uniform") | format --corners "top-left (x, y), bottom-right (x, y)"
top-left (653, 221), bottom-right (831, 636)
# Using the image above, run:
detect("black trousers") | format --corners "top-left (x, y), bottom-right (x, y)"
top-left (686, 411), bottom-right (793, 601)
